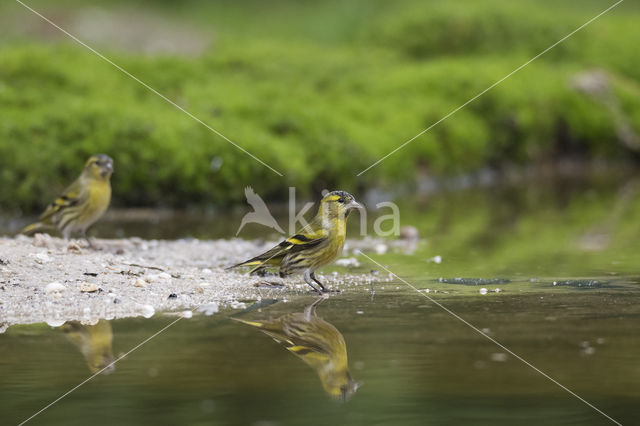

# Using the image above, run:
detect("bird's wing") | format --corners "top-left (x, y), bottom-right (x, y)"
top-left (285, 229), bottom-right (327, 249)
top-left (38, 178), bottom-right (86, 223)
top-left (227, 229), bottom-right (327, 270)
top-left (232, 316), bottom-right (330, 359)
top-left (231, 318), bottom-right (294, 345)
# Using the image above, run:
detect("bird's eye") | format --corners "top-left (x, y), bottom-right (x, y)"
top-left (338, 197), bottom-right (345, 203)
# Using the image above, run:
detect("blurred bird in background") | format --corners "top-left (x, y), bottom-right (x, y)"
top-left (228, 190), bottom-right (362, 293)
top-left (233, 298), bottom-right (360, 400)
top-left (22, 154), bottom-right (113, 247)
top-left (60, 319), bottom-right (115, 375)
top-left (236, 186), bottom-right (284, 236)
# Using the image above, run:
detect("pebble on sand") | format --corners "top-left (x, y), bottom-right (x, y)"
top-left (79, 282), bottom-right (100, 293)
top-left (137, 304), bottom-right (155, 318)
top-left (133, 278), bottom-right (147, 288)
top-left (198, 303), bottom-right (219, 316)
top-left (335, 257), bottom-right (361, 268)
top-left (45, 282), bottom-right (67, 294)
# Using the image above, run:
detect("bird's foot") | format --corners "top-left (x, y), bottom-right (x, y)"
top-left (85, 238), bottom-right (102, 250)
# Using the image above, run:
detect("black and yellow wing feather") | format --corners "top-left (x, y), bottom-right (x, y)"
top-left (22, 179), bottom-right (86, 233)
top-left (228, 229), bottom-right (327, 273)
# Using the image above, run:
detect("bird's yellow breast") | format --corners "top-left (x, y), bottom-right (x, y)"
top-left (86, 180), bottom-right (111, 219)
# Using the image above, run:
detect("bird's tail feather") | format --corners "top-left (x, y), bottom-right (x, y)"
top-left (22, 222), bottom-right (47, 235)
top-left (230, 317), bottom-right (266, 328)
top-left (225, 259), bottom-right (264, 270)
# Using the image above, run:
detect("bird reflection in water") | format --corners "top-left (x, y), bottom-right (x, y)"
top-left (234, 298), bottom-right (360, 400)
top-left (60, 319), bottom-right (115, 374)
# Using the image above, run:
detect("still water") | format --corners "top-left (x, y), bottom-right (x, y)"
top-left (2, 175), bottom-right (640, 425)
top-left (2, 287), bottom-right (639, 425)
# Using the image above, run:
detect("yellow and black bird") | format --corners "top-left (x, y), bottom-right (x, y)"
top-left (22, 154), bottom-right (113, 245)
top-left (228, 191), bottom-right (362, 293)
top-left (233, 298), bottom-right (360, 400)
top-left (60, 320), bottom-right (115, 374)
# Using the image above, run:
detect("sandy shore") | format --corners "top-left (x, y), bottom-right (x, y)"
top-left (0, 235), bottom-right (395, 329)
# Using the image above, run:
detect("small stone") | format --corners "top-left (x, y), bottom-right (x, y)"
top-left (138, 304), bottom-right (155, 318)
top-left (198, 303), bottom-right (219, 316)
top-left (79, 282), bottom-right (99, 293)
top-left (33, 233), bottom-right (55, 249)
top-left (180, 310), bottom-right (193, 319)
top-left (46, 319), bottom-right (66, 327)
top-left (31, 252), bottom-right (52, 264)
top-left (374, 243), bottom-right (388, 255)
top-left (146, 272), bottom-right (172, 282)
top-left (427, 255), bottom-right (442, 264)
top-left (400, 226), bottom-right (419, 240)
top-left (45, 281), bottom-right (66, 294)
top-left (335, 257), bottom-right (361, 268)
top-left (66, 242), bottom-right (83, 253)
top-left (479, 288), bottom-right (488, 295)
top-left (581, 346), bottom-right (596, 356)
top-left (0, 257), bottom-right (9, 266)
top-left (490, 353), bottom-right (508, 362)
top-left (229, 300), bottom-right (246, 309)
top-left (168, 293), bottom-right (178, 299)
top-left (133, 278), bottom-right (147, 288)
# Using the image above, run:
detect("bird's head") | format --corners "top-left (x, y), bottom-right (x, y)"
top-left (323, 370), bottom-right (361, 402)
top-left (83, 154), bottom-right (114, 180)
top-left (340, 375), bottom-right (362, 402)
top-left (319, 191), bottom-right (362, 220)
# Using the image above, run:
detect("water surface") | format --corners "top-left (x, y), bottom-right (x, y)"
top-left (2, 285), bottom-right (639, 425)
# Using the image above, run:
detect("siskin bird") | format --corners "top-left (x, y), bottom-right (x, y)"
top-left (233, 298), bottom-right (360, 400)
top-left (228, 190), bottom-right (362, 293)
top-left (22, 154), bottom-right (113, 246)
top-left (60, 319), bottom-right (115, 374)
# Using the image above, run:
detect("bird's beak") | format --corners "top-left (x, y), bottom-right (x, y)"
top-left (104, 162), bottom-right (114, 175)
top-left (346, 200), bottom-right (363, 212)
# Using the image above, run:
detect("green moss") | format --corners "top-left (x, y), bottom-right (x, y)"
top-left (1, 0), bottom-right (639, 211)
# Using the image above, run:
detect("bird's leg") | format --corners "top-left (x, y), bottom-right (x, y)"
top-left (311, 271), bottom-right (341, 293)
top-left (303, 297), bottom-right (325, 321)
top-left (82, 229), bottom-right (97, 250)
top-left (304, 270), bottom-right (323, 295)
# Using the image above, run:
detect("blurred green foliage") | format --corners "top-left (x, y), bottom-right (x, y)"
top-left (1, 0), bottom-right (640, 211)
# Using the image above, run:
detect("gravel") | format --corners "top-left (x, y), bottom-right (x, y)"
top-left (0, 235), bottom-right (389, 329)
